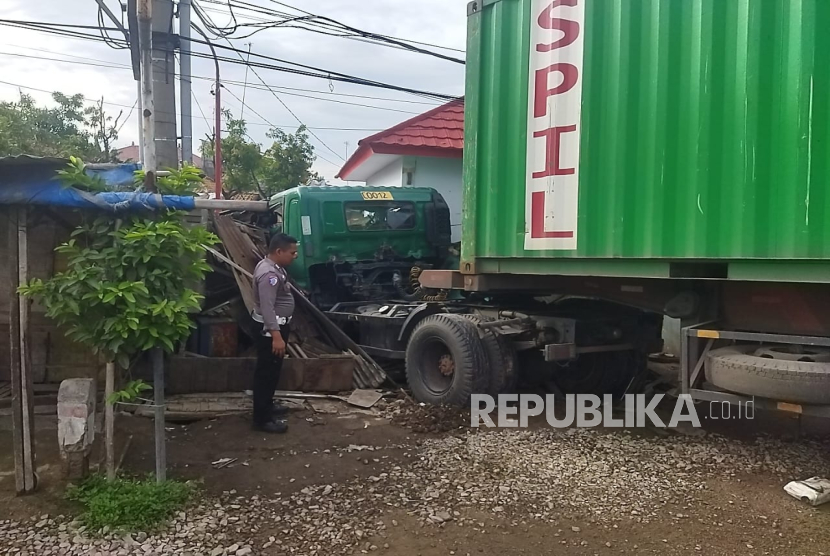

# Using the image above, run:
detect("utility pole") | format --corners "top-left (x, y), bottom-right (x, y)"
top-left (214, 77), bottom-right (222, 199)
top-left (138, 0), bottom-right (157, 175)
top-left (179, 0), bottom-right (193, 167)
top-left (139, 2), bottom-right (168, 482)
top-left (151, 0), bottom-right (178, 169)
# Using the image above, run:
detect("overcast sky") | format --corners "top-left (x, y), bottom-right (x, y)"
top-left (0, 0), bottom-right (468, 183)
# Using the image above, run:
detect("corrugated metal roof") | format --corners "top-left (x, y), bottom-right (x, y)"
top-left (337, 99), bottom-right (464, 180)
top-left (0, 155), bottom-right (67, 167)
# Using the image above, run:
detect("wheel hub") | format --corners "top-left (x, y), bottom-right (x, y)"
top-left (438, 354), bottom-right (455, 377)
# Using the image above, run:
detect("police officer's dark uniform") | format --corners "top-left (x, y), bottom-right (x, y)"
top-left (251, 255), bottom-right (295, 432)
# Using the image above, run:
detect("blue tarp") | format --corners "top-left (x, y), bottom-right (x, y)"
top-left (0, 181), bottom-right (196, 212)
top-left (0, 162), bottom-right (197, 212)
top-left (87, 163), bottom-right (143, 188)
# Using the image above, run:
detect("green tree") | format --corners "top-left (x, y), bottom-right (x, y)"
top-left (200, 109), bottom-right (263, 198)
top-left (20, 209), bottom-right (217, 482)
top-left (84, 97), bottom-right (123, 162)
top-left (261, 125), bottom-right (318, 196)
top-left (200, 109), bottom-right (317, 198)
top-left (0, 92), bottom-right (119, 161)
top-left (19, 213), bottom-right (218, 370)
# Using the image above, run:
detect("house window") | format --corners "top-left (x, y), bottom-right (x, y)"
top-left (345, 202), bottom-right (416, 232)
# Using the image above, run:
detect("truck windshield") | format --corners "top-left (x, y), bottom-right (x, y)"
top-left (345, 202), bottom-right (416, 232)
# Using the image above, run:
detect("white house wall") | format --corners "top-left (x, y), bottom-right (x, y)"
top-left (409, 157), bottom-right (463, 243)
top-left (365, 158), bottom-right (404, 187)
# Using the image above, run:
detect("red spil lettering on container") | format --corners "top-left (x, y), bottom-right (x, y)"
top-left (526, 0), bottom-right (583, 244)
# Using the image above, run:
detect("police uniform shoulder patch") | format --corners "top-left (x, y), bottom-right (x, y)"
top-left (269, 275), bottom-right (279, 287)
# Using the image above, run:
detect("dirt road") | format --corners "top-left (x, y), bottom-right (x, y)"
top-left (2, 397), bottom-right (830, 555)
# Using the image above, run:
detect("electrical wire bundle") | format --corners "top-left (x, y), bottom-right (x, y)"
top-left (193, 0), bottom-right (465, 64)
top-left (0, 0), bottom-right (465, 165)
top-left (0, 17), bottom-right (459, 103)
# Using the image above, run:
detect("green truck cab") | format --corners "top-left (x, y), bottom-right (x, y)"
top-left (263, 185), bottom-right (452, 308)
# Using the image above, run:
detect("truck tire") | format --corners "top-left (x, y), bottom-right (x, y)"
top-left (462, 315), bottom-right (519, 395)
top-left (705, 345), bottom-right (830, 405)
top-left (405, 314), bottom-right (489, 406)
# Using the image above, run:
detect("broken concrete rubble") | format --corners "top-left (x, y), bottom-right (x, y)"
top-left (56, 378), bottom-right (96, 480)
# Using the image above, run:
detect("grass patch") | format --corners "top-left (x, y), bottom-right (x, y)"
top-left (65, 474), bottom-right (198, 533)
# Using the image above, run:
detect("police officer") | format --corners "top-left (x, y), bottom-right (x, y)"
top-left (251, 233), bottom-right (299, 433)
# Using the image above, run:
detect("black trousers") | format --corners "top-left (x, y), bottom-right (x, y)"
top-left (253, 325), bottom-right (290, 425)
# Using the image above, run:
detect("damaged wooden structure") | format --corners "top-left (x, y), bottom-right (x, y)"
top-left (0, 155), bottom-right (386, 494)
top-left (200, 213), bottom-right (387, 392)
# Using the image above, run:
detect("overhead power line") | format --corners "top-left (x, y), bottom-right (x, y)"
top-left (97, 5), bottom-right (129, 50)
top-left (0, 50), bottom-right (128, 71)
top-left (210, 30), bottom-right (345, 161)
top-left (182, 37), bottom-right (459, 101)
top-left (194, 0), bottom-right (465, 63)
top-left (0, 77), bottom-right (383, 132)
top-left (0, 40), bottom-right (437, 107)
top-left (0, 18), bottom-right (459, 102)
top-left (0, 19), bottom-right (128, 46)
top-left (207, 80), bottom-right (341, 167)
top-left (0, 49), bottom-right (428, 115)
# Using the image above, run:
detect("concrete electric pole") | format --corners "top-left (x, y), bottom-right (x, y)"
top-left (137, 0), bottom-right (157, 175)
top-left (178, 0), bottom-right (193, 168)
top-left (151, 0), bottom-right (179, 169)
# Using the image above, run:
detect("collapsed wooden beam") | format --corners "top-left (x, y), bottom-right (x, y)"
top-left (8, 206), bottom-right (36, 494)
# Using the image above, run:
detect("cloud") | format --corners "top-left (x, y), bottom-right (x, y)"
top-left (0, 0), bottom-right (468, 182)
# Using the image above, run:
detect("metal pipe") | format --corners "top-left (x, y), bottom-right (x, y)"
top-left (190, 23), bottom-right (221, 198)
top-left (137, 80), bottom-right (144, 164)
top-left (152, 348), bottom-right (166, 482)
top-left (105, 362), bottom-right (115, 480)
top-left (192, 198), bottom-right (269, 211)
top-left (215, 64), bottom-right (222, 199)
top-left (179, 0), bottom-right (193, 167)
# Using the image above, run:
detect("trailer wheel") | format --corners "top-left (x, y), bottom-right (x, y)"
top-left (405, 314), bottom-right (489, 406)
top-left (462, 315), bottom-right (519, 395)
top-left (705, 345), bottom-right (830, 405)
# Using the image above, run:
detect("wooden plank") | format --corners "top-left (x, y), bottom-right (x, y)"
top-left (210, 213), bottom-right (386, 388)
top-left (18, 207), bottom-right (35, 492)
top-left (8, 207), bottom-right (24, 494)
top-left (105, 362), bottom-right (115, 480)
top-left (210, 215), bottom-right (258, 316)
top-left (9, 207), bottom-right (36, 494)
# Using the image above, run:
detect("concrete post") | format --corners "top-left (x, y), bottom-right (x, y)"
top-left (152, 0), bottom-right (179, 169)
top-left (57, 379), bottom-right (97, 481)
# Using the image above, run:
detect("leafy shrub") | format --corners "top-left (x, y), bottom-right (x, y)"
top-left (19, 213), bottom-right (218, 369)
top-left (66, 475), bottom-right (198, 533)
top-left (134, 163), bottom-right (204, 196)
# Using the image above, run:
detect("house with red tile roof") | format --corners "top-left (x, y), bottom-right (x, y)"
top-left (115, 143), bottom-right (203, 169)
top-left (336, 98), bottom-right (464, 242)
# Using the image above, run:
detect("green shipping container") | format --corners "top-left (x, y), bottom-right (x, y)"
top-left (462, 0), bottom-right (830, 283)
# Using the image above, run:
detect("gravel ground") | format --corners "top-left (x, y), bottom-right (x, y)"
top-left (3, 402), bottom-right (829, 556)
